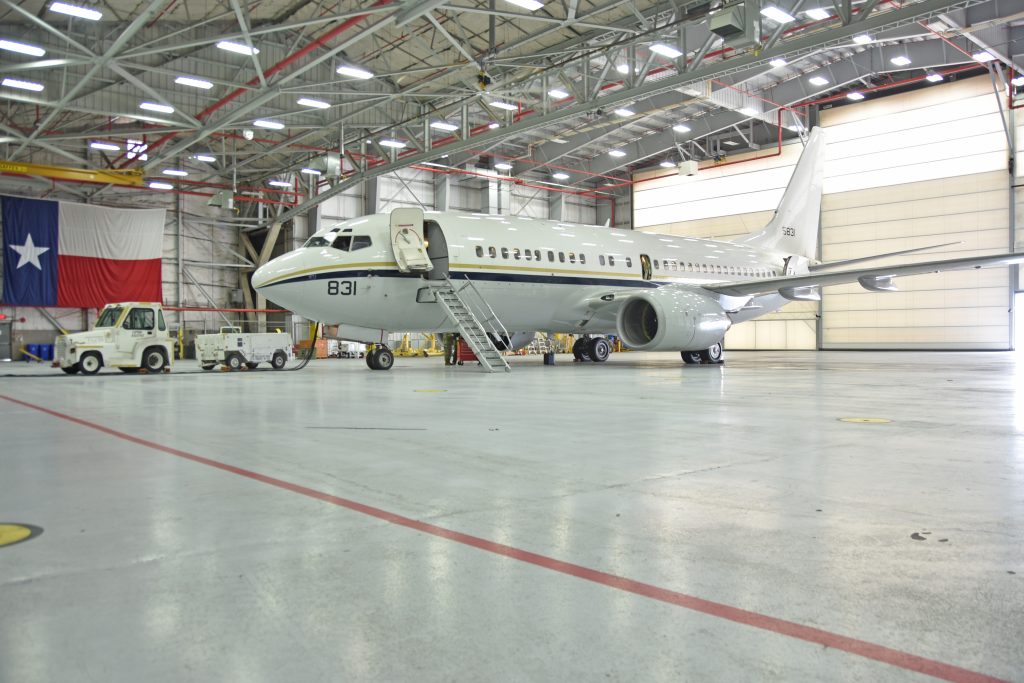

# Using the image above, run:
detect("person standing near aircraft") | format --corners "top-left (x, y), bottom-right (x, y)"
top-left (443, 332), bottom-right (457, 366)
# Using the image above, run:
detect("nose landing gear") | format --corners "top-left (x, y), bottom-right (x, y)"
top-left (366, 345), bottom-right (395, 371)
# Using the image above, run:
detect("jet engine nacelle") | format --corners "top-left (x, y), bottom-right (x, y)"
top-left (616, 289), bottom-right (731, 351)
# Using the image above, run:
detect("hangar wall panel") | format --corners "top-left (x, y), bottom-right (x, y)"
top-left (633, 75), bottom-right (1011, 350)
top-left (819, 76), bottom-right (1009, 349)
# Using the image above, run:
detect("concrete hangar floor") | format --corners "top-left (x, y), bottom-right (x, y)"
top-left (0, 350), bottom-right (1021, 682)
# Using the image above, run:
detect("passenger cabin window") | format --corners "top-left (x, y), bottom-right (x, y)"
top-left (501, 247), bottom-right (509, 259)
top-left (476, 246), bottom-right (484, 257)
top-left (513, 248), bottom-right (521, 260)
top-left (534, 250), bottom-right (541, 261)
top-left (609, 256), bottom-right (616, 266)
top-left (547, 250), bottom-right (555, 262)
top-left (350, 235), bottom-right (372, 251)
top-left (489, 246), bottom-right (497, 258)
top-left (653, 259), bottom-right (659, 269)
top-left (559, 252), bottom-right (565, 263)
top-left (579, 254), bottom-right (586, 265)
top-left (599, 255), bottom-right (606, 266)
top-left (569, 252), bottom-right (576, 264)
top-left (524, 249), bottom-right (532, 261)
top-left (625, 257), bottom-right (632, 268)
top-left (124, 308), bottom-right (155, 330)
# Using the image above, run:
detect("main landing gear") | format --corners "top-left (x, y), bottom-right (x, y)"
top-left (681, 342), bottom-right (724, 365)
top-left (572, 336), bottom-right (611, 363)
top-left (366, 345), bottom-right (395, 371)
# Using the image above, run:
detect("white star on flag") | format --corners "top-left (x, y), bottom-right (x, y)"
top-left (9, 233), bottom-right (50, 271)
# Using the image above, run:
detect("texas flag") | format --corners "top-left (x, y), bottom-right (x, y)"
top-left (2, 196), bottom-right (165, 308)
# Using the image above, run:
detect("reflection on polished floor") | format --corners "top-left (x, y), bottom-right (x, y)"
top-left (1, 351), bottom-right (1021, 682)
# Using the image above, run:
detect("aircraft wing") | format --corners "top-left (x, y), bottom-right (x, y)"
top-left (704, 251), bottom-right (1024, 300)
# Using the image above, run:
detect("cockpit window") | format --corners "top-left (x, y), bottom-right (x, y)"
top-left (332, 235), bottom-right (352, 251)
top-left (304, 234), bottom-right (334, 248)
top-left (350, 235), bottom-right (372, 251)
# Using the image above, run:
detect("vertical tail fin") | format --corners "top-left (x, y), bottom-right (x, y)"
top-left (737, 127), bottom-right (825, 260)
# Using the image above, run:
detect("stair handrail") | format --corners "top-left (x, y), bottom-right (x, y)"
top-left (451, 274), bottom-right (512, 347)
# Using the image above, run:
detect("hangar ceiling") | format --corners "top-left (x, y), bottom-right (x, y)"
top-left (1, 0), bottom-right (1022, 222)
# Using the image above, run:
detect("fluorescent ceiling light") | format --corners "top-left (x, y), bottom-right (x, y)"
top-left (852, 34), bottom-right (873, 44)
top-left (494, 162), bottom-right (513, 170)
top-left (847, 92), bottom-right (865, 101)
top-left (268, 180), bottom-right (292, 188)
top-left (738, 107), bottom-right (759, 116)
top-left (926, 72), bottom-right (944, 83)
top-left (672, 124), bottom-right (691, 133)
top-left (552, 172), bottom-right (569, 180)
top-left (379, 138), bottom-right (407, 148)
top-left (804, 7), bottom-right (830, 20)
top-left (300, 168), bottom-right (321, 175)
top-left (336, 65), bottom-right (373, 79)
top-left (297, 97), bottom-right (330, 109)
top-left (973, 50), bottom-right (996, 62)
top-left (548, 88), bottom-right (569, 99)
top-left (488, 122), bottom-right (500, 129)
top-left (769, 58), bottom-right (787, 68)
top-left (504, 0), bottom-right (544, 10)
top-left (808, 75), bottom-right (829, 86)
top-left (253, 119), bottom-right (284, 129)
top-left (551, 138), bottom-right (568, 144)
top-left (1012, 76), bottom-right (1024, 86)
top-left (49, 2), bottom-right (101, 20)
top-left (89, 141), bottom-right (119, 151)
top-left (890, 55), bottom-right (912, 66)
top-left (175, 76), bottom-right (213, 89)
top-left (1, 78), bottom-right (44, 91)
top-left (787, 124), bottom-right (804, 132)
top-left (609, 150), bottom-right (627, 157)
top-left (163, 169), bottom-right (188, 176)
top-left (659, 161), bottom-right (676, 168)
top-left (614, 108), bottom-right (635, 117)
top-left (430, 121), bottom-right (459, 131)
top-left (490, 100), bottom-right (519, 111)
top-left (217, 41), bottom-right (259, 56)
top-left (650, 43), bottom-right (683, 59)
top-left (760, 6), bottom-right (796, 23)
top-left (195, 154), bottom-right (216, 162)
top-left (149, 182), bottom-right (173, 190)
top-left (0, 40), bottom-right (46, 57)
top-left (139, 102), bottom-right (174, 113)
top-left (615, 64), bottom-right (630, 74)
top-left (722, 140), bottom-right (739, 146)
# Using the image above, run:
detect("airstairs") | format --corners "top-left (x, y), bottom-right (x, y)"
top-left (427, 275), bottom-right (511, 373)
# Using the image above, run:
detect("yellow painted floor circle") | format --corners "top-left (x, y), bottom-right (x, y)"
top-left (0, 523), bottom-right (41, 547)
top-left (838, 417), bottom-right (892, 424)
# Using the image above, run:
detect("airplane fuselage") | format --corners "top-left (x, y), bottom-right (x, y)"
top-left (252, 211), bottom-right (795, 336)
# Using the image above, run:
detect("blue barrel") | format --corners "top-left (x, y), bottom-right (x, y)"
top-left (26, 343), bottom-right (40, 361)
top-left (40, 344), bottom-right (54, 361)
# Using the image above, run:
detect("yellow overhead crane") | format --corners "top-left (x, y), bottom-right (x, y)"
top-left (0, 160), bottom-right (145, 187)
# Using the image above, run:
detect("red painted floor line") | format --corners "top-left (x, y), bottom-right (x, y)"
top-left (1, 394), bottom-right (1008, 683)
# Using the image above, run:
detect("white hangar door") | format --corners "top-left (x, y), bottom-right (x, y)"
top-left (819, 76), bottom-right (1010, 350)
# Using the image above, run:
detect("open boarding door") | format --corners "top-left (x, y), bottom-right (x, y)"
top-left (390, 208), bottom-right (433, 273)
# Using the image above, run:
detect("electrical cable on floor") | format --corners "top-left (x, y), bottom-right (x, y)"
top-left (283, 321), bottom-right (320, 371)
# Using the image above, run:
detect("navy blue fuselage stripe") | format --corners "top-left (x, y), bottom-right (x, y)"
top-left (263, 268), bottom-right (661, 289)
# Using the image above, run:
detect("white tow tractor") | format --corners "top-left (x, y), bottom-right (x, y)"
top-left (55, 302), bottom-right (175, 375)
top-left (195, 327), bottom-right (293, 371)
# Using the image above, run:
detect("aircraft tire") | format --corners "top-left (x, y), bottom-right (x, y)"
top-left (374, 348), bottom-right (394, 371)
top-left (589, 337), bottom-right (611, 362)
top-left (700, 343), bottom-right (724, 364)
top-left (366, 348), bottom-right (379, 369)
top-left (572, 338), bottom-right (591, 362)
top-left (681, 350), bottom-right (702, 365)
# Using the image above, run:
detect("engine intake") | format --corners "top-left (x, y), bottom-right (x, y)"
top-left (616, 289), bottom-right (730, 351)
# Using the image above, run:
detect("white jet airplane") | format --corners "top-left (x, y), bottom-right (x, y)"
top-left (252, 128), bottom-right (1024, 371)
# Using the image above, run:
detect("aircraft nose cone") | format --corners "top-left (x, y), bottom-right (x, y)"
top-left (251, 262), bottom-right (273, 291)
